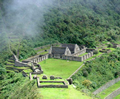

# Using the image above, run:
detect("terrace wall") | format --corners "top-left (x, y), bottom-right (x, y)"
top-left (105, 88), bottom-right (120, 99)
top-left (34, 42), bottom-right (60, 51)
top-left (13, 54), bottom-right (30, 67)
top-left (93, 77), bottom-right (120, 95)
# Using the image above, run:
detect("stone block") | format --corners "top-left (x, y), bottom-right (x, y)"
top-left (42, 75), bottom-right (47, 79)
top-left (67, 78), bottom-right (73, 85)
top-left (50, 75), bottom-right (55, 80)
top-left (33, 75), bottom-right (37, 79)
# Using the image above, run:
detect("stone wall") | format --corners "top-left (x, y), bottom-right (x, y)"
top-left (37, 78), bottom-right (68, 88)
top-left (15, 61), bottom-right (30, 67)
top-left (29, 73), bottom-right (32, 80)
top-left (31, 63), bottom-right (43, 74)
top-left (31, 54), bottom-right (49, 63)
top-left (62, 52), bottom-right (93, 62)
top-left (34, 42), bottom-right (60, 51)
top-left (93, 77), bottom-right (120, 95)
top-left (105, 88), bottom-right (120, 99)
top-left (13, 54), bottom-right (30, 67)
top-left (72, 48), bottom-right (86, 56)
top-left (86, 48), bottom-right (95, 53)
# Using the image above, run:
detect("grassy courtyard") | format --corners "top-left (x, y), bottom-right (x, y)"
top-left (98, 81), bottom-right (120, 99)
top-left (39, 58), bottom-right (83, 79)
top-left (39, 85), bottom-right (91, 99)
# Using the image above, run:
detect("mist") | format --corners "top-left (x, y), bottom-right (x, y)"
top-left (4, 0), bottom-right (54, 35)
top-left (0, 0), bottom-right (55, 52)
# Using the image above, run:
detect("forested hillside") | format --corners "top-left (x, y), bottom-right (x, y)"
top-left (0, 0), bottom-right (120, 98)
top-left (43, 0), bottom-right (120, 47)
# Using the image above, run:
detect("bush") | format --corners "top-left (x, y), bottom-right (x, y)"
top-left (114, 72), bottom-right (120, 78)
top-left (86, 67), bottom-right (92, 73)
top-left (82, 80), bottom-right (92, 88)
top-left (83, 70), bottom-right (88, 77)
top-left (107, 44), bottom-right (113, 48)
top-left (93, 50), bottom-right (98, 54)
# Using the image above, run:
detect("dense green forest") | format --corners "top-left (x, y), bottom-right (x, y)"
top-left (72, 48), bottom-right (120, 92)
top-left (0, 0), bottom-right (120, 98)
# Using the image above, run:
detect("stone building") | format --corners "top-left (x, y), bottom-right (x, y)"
top-left (49, 47), bottom-right (71, 58)
top-left (61, 44), bottom-right (80, 54)
top-left (49, 44), bottom-right (87, 58)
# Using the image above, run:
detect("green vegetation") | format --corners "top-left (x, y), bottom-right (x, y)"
top-left (114, 94), bottom-right (120, 99)
top-left (35, 46), bottom-right (51, 52)
top-left (0, 72), bottom-right (40, 99)
top-left (40, 83), bottom-right (64, 85)
top-left (98, 81), bottom-right (120, 99)
top-left (23, 69), bottom-right (33, 74)
top-left (39, 59), bottom-right (83, 79)
top-left (40, 85), bottom-right (91, 99)
top-left (0, 0), bottom-right (120, 98)
top-left (72, 49), bottom-right (120, 93)
top-left (39, 51), bottom-right (48, 55)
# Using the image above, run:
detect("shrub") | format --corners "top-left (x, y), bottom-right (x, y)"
top-left (93, 50), bottom-right (98, 54)
top-left (114, 72), bottom-right (120, 78)
top-left (107, 44), bottom-right (113, 48)
top-left (86, 67), bottom-right (92, 73)
top-left (82, 80), bottom-right (92, 88)
top-left (83, 70), bottom-right (88, 77)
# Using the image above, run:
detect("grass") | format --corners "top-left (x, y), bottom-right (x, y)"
top-left (39, 51), bottom-right (48, 55)
top-left (39, 85), bottom-right (91, 99)
top-left (40, 82), bottom-right (64, 85)
top-left (98, 81), bottom-right (120, 99)
top-left (106, 47), bottom-right (116, 51)
top-left (39, 58), bottom-right (83, 79)
top-left (78, 53), bottom-right (88, 57)
top-left (23, 69), bottom-right (33, 74)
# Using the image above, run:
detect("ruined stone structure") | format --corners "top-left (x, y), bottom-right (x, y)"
top-left (31, 63), bottom-right (43, 74)
top-left (49, 47), bottom-right (71, 58)
top-left (22, 44), bottom-right (94, 63)
top-left (37, 77), bottom-right (68, 88)
top-left (25, 54), bottom-right (49, 63)
top-left (13, 54), bottom-right (30, 67)
top-left (49, 44), bottom-right (93, 62)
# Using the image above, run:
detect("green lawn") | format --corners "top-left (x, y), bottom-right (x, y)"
top-left (98, 81), bottom-right (120, 99)
top-left (39, 59), bottom-right (83, 79)
top-left (114, 94), bottom-right (120, 99)
top-left (40, 82), bottom-right (64, 85)
top-left (39, 85), bottom-right (91, 99)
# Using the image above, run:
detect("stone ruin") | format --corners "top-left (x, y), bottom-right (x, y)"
top-left (31, 63), bottom-right (43, 74)
top-left (49, 44), bottom-right (94, 62)
top-left (42, 75), bottom-right (47, 79)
